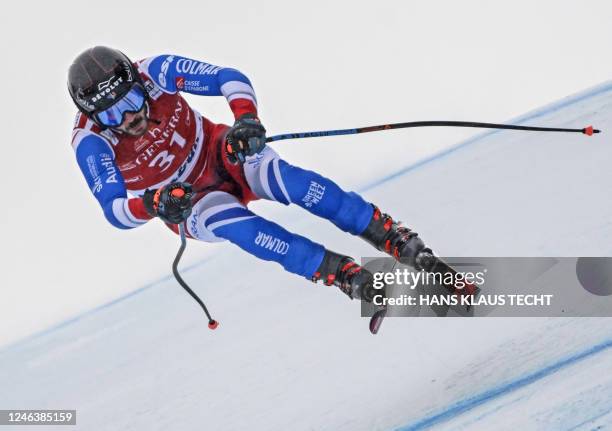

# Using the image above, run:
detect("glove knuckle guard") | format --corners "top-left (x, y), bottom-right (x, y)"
top-left (225, 114), bottom-right (267, 164)
top-left (143, 182), bottom-right (193, 224)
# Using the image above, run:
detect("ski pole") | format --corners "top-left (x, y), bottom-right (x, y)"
top-left (265, 120), bottom-right (599, 143)
top-left (180, 118), bottom-right (600, 326)
top-left (173, 223), bottom-right (219, 330)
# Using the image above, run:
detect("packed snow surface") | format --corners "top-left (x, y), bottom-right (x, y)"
top-left (1, 83), bottom-right (611, 430)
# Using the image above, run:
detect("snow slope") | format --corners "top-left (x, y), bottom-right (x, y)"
top-left (1, 83), bottom-right (611, 431)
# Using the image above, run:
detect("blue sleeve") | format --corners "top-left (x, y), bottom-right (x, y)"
top-left (145, 54), bottom-right (256, 100)
top-left (75, 134), bottom-right (134, 229)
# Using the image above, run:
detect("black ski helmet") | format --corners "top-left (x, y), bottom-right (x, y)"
top-left (68, 46), bottom-right (142, 120)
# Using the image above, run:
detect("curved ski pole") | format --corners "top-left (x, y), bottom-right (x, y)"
top-left (266, 120), bottom-right (600, 143)
top-left (173, 223), bottom-right (219, 330)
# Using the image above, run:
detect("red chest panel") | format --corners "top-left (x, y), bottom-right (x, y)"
top-left (113, 92), bottom-right (203, 193)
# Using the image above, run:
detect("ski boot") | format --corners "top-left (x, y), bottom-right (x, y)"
top-left (361, 205), bottom-right (480, 304)
top-left (360, 205), bottom-right (432, 270)
top-left (312, 250), bottom-right (381, 303)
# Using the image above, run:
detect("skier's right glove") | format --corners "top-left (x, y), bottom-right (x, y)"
top-left (143, 182), bottom-right (193, 224)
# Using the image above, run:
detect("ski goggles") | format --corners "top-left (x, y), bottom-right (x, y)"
top-left (94, 84), bottom-right (147, 127)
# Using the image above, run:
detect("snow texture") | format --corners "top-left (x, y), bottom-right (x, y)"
top-left (1, 83), bottom-right (611, 430)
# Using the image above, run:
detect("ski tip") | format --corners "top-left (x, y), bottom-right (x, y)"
top-left (369, 309), bottom-right (387, 335)
top-left (208, 320), bottom-right (219, 330)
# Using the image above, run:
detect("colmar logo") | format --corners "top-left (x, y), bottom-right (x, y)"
top-left (255, 232), bottom-right (290, 255)
top-left (175, 59), bottom-right (221, 76)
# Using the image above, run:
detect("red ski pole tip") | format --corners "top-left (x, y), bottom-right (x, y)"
top-left (583, 126), bottom-right (594, 136)
top-left (208, 320), bottom-right (219, 330)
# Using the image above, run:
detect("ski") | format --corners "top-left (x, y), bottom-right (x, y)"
top-left (369, 307), bottom-right (387, 334)
top-left (367, 252), bottom-right (480, 334)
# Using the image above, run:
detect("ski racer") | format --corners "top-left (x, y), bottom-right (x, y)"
top-left (68, 46), bottom-right (432, 303)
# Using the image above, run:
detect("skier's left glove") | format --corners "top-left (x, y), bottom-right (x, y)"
top-left (143, 182), bottom-right (193, 224)
top-left (225, 113), bottom-right (267, 164)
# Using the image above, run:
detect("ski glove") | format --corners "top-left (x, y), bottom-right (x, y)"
top-left (143, 182), bottom-right (194, 224)
top-left (225, 113), bottom-right (267, 164)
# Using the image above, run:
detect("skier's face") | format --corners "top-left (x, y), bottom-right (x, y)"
top-left (114, 106), bottom-right (148, 136)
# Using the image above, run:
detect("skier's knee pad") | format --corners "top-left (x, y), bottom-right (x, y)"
top-left (242, 146), bottom-right (291, 205)
top-left (186, 191), bottom-right (255, 242)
